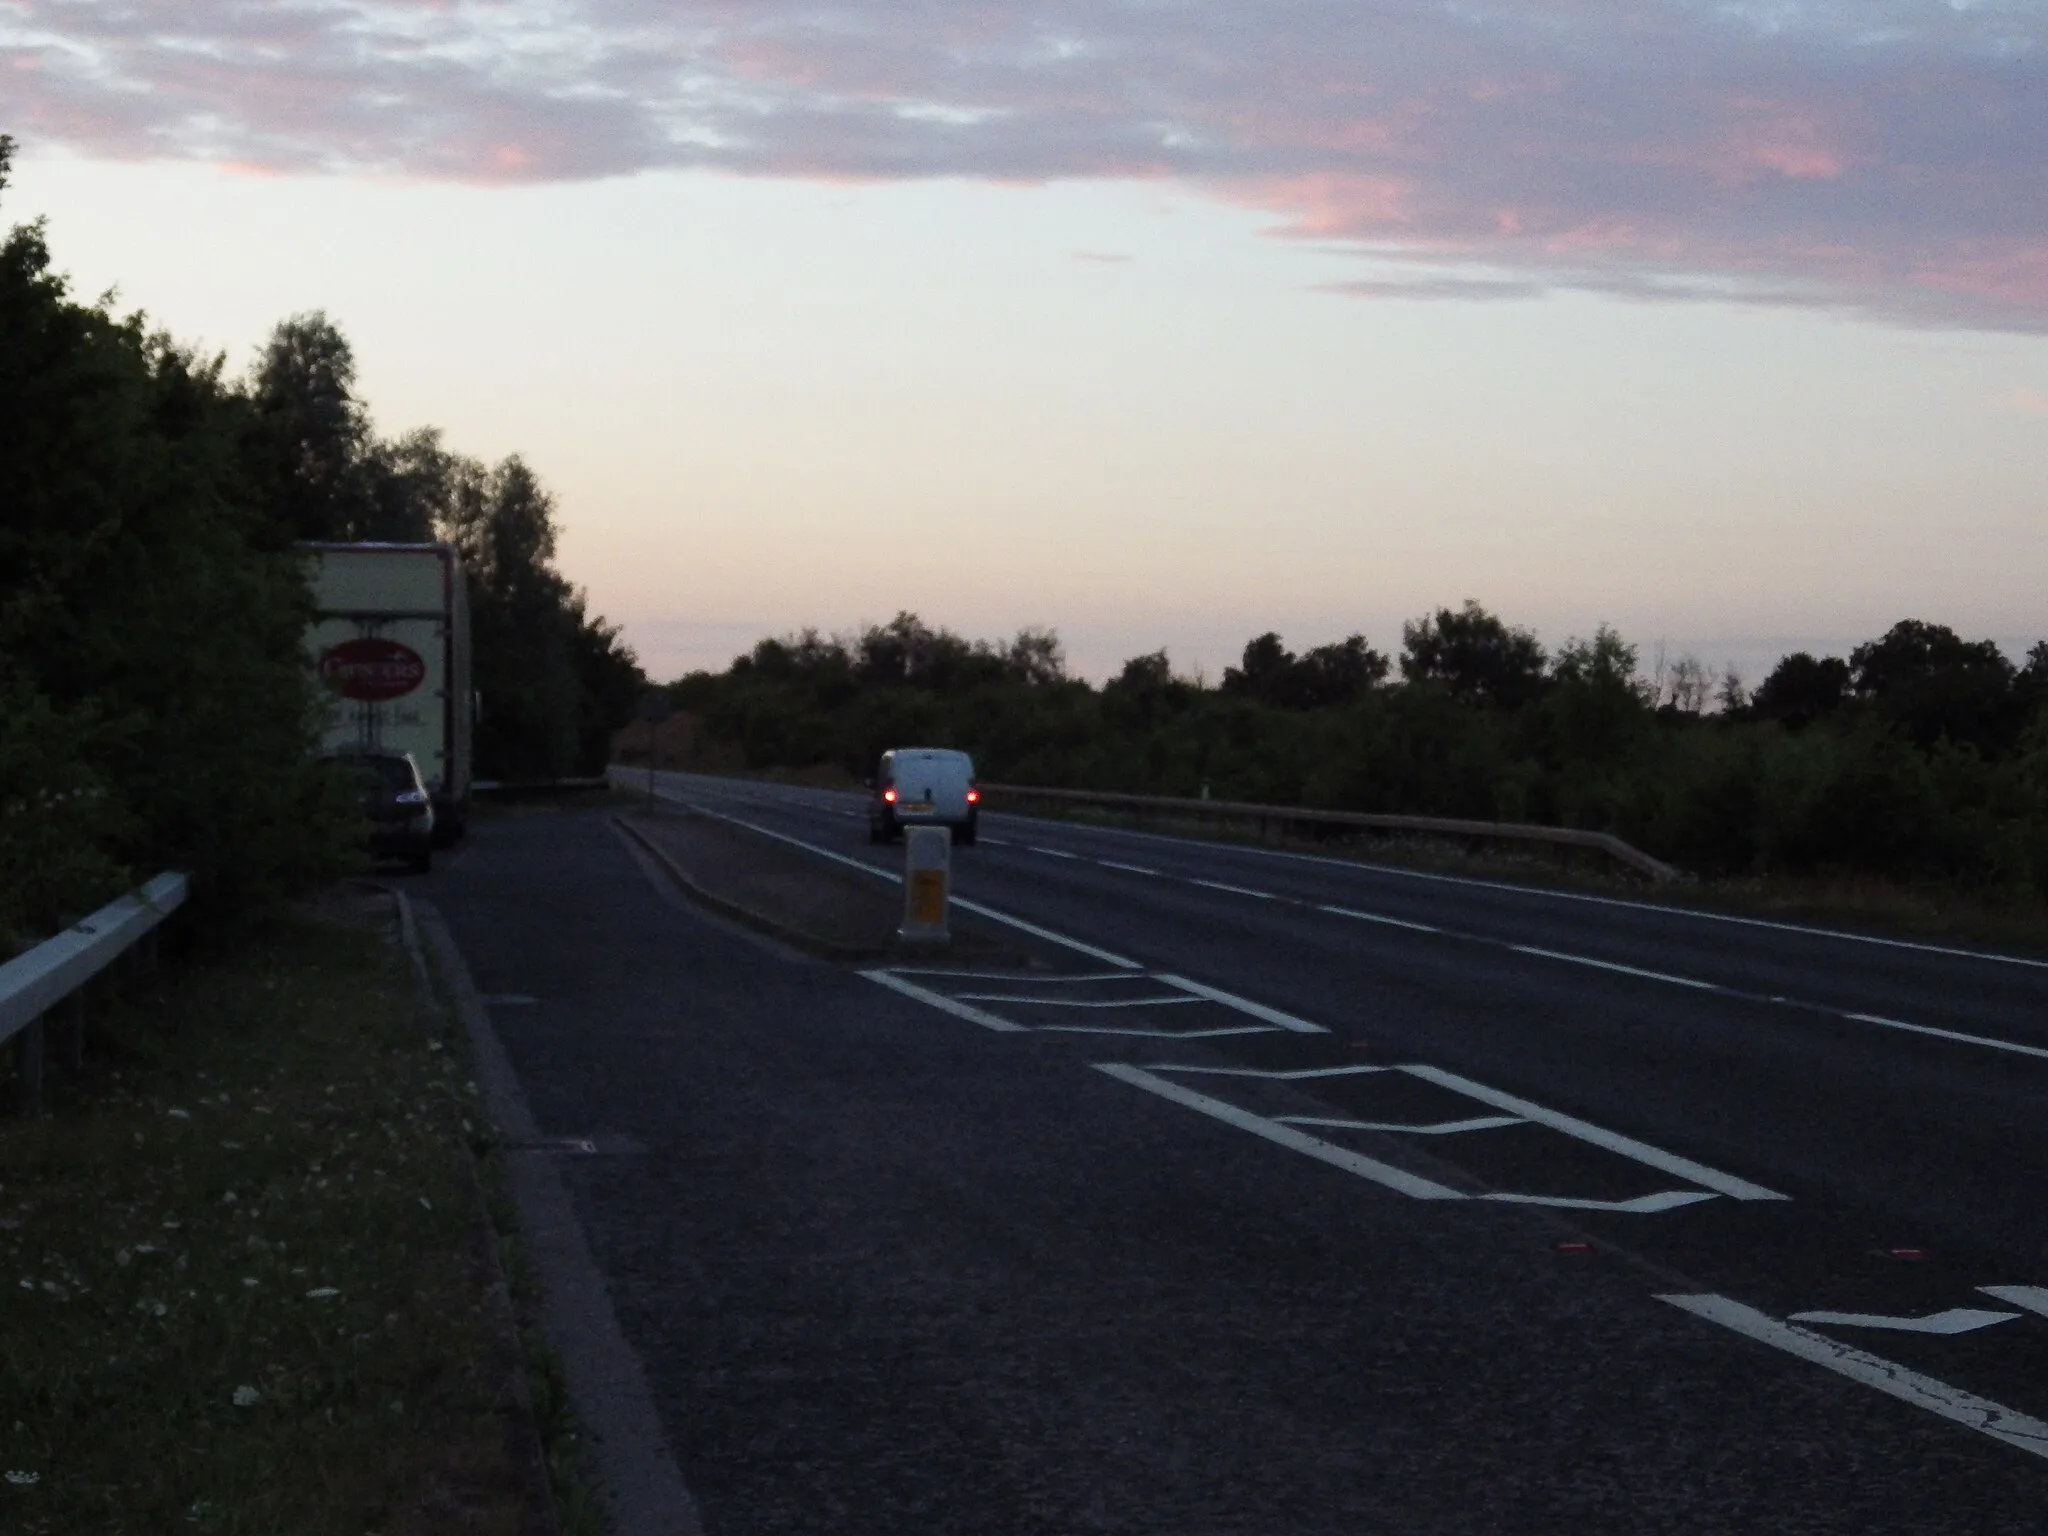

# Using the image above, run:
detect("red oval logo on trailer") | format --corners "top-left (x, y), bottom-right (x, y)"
top-left (319, 638), bottom-right (426, 701)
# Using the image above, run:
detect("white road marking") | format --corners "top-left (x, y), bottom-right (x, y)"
top-left (1154, 1064), bottom-right (1392, 1079)
top-left (1098, 860), bottom-right (1160, 876)
top-left (1155, 973), bottom-right (1327, 1033)
top-left (674, 805), bottom-right (1146, 969)
top-left (1188, 879), bottom-right (1276, 899)
top-left (861, 971), bottom-right (1029, 1033)
top-left (1841, 1012), bottom-right (2048, 1063)
top-left (1275, 1113), bottom-right (1526, 1135)
top-left (1317, 904), bottom-right (1441, 934)
top-left (951, 993), bottom-right (1204, 1009)
top-left (1788, 1307), bottom-right (2023, 1335)
top-left (1506, 944), bottom-right (1721, 991)
top-left (1039, 1025), bottom-right (1281, 1039)
top-left (1095, 1064), bottom-right (1466, 1200)
top-left (1981, 1285), bottom-right (2048, 1319)
top-left (1658, 1294), bottom-right (2048, 1461)
top-left (659, 782), bottom-right (2048, 1068)
top-left (1396, 1064), bottom-right (1788, 1201)
top-left (889, 968), bottom-right (1139, 982)
top-left (979, 836), bottom-right (1013, 846)
top-left (949, 896), bottom-right (1142, 969)
top-left (1028, 846), bottom-right (1080, 859)
top-left (956, 792), bottom-right (2048, 973)
top-left (1481, 1190), bottom-right (1719, 1214)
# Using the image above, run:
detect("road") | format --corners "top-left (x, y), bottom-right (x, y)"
top-left (423, 772), bottom-right (2048, 1533)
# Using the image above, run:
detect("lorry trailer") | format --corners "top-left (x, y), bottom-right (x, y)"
top-left (302, 542), bottom-right (473, 843)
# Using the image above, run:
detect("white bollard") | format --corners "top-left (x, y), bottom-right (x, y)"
top-left (899, 825), bottom-right (952, 945)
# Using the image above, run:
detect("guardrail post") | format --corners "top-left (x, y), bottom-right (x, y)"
top-left (14, 1017), bottom-right (43, 1116)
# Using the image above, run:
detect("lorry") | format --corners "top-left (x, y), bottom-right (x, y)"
top-left (301, 542), bottom-right (473, 843)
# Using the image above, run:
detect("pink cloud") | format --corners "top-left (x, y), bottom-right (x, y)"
top-left (4, 1), bottom-right (2048, 328)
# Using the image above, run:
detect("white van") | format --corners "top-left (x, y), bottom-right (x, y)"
top-left (869, 748), bottom-right (979, 845)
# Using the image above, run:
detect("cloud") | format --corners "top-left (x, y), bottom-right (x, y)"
top-left (5, 1), bottom-right (2048, 328)
top-left (2008, 386), bottom-right (2048, 415)
top-left (1070, 249), bottom-right (1131, 264)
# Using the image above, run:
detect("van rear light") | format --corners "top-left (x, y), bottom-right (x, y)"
top-left (965, 788), bottom-right (979, 804)
top-left (883, 788), bottom-right (897, 803)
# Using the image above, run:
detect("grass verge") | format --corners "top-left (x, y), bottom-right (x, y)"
top-left (0, 893), bottom-right (580, 1535)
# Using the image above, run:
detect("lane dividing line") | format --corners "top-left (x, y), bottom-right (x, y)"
top-left (1189, 879), bottom-right (1277, 900)
top-left (1396, 1064), bottom-right (1788, 1202)
top-left (861, 971), bottom-right (1030, 1033)
top-left (651, 775), bottom-right (2048, 995)
top-left (1841, 1011), bottom-right (2048, 1064)
top-left (1098, 860), bottom-right (1160, 876)
top-left (1505, 944), bottom-right (1722, 991)
top-left (654, 780), bottom-right (2048, 1067)
top-left (1096, 1064), bottom-right (1466, 1200)
top-left (1155, 972), bottom-right (1328, 1034)
top-left (1318, 904), bottom-right (1442, 935)
top-left (946, 792), bottom-right (2048, 973)
top-left (1658, 1294), bottom-right (2048, 1463)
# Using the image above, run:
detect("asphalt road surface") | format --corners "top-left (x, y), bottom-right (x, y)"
top-left (421, 773), bottom-right (2048, 1533)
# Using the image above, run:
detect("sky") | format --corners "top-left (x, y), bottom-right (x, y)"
top-left (4, 0), bottom-right (2047, 685)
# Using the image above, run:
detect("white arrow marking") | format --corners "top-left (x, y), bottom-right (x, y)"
top-left (1787, 1307), bottom-right (2023, 1335)
top-left (1978, 1286), bottom-right (2048, 1319)
top-left (1480, 1190), bottom-right (1719, 1214)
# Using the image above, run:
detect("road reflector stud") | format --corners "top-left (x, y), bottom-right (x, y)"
top-left (1555, 1241), bottom-right (1592, 1254)
top-left (1887, 1247), bottom-right (1928, 1261)
top-left (899, 826), bottom-right (952, 946)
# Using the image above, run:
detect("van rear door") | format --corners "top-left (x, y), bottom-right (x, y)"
top-left (892, 751), bottom-right (972, 822)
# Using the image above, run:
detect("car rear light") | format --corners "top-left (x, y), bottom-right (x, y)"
top-left (883, 788), bottom-right (897, 803)
top-left (965, 788), bottom-right (979, 804)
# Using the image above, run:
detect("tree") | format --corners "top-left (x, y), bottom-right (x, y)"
top-left (1751, 653), bottom-right (1850, 730)
top-left (1005, 627), bottom-right (1067, 687)
top-left (1, 148), bottom-right (348, 932)
top-left (1400, 601), bottom-right (1547, 708)
top-left (443, 454), bottom-right (641, 777)
top-left (1224, 632), bottom-right (1387, 709)
top-left (247, 311), bottom-right (377, 542)
top-left (1295, 636), bottom-right (1389, 707)
top-left (1848, 619), bottom-right (2015, 751)
top-left (360, 426), bottom-right (454, 543)
top-left (1222, 633), bottom-right (1295, 703)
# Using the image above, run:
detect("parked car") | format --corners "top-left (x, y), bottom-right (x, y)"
top-left (321, 747), bottom-right (436, 872)
top-left (868, 748), bottom-right (979, 845)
